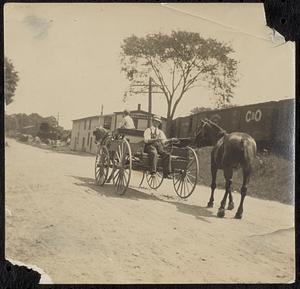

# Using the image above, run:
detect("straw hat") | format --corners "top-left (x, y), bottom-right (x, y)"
top-left (152, 115), bottom-right (162, 123)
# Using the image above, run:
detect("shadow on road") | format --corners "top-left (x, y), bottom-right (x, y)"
top-left (69, 175), bottom-right (216, 222)
top-left (70, 175), bottom-right (160, 201)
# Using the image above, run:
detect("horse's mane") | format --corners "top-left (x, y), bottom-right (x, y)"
top-left (207, 120), bottom-right (227, 138)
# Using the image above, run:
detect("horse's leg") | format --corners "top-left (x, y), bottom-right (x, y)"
top-left (207, 165), bottom-right (217, 208)
top-left (217, 167), bottom-right (233, 218)
top-left (235, 167), bottom-right (250, 219)
top-left (139, 171), bottom-right (146, 188)
top-left (227, 188), bottom-right (234, 210)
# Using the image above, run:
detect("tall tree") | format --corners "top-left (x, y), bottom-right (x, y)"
top-left (4, 57), bottom-right (19, 105)
top-left (190, 106), bottom-right (212, 115)
top-left (121, 31), bottom-right (238, 134)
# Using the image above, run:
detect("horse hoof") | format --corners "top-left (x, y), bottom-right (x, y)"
top-left (217, 209), bottom-right (225, 218)
top-left (234, 213), bottom-right (242, 219)
top-left (227, 202), bottom-right (234, 210)
top-left (207, 202), bottom-right (214, 208)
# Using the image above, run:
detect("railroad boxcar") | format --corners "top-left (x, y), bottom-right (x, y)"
top-left (172, 98), bottom-right (295, 150)
top-left (236, 101), bottom-right (278, 144)
top-left (275, 98), bottom-right (295, 148)
top-left (191, 107), bottom-right (241, 134)
top-left (209, 108), bottom-right (239, 132)
top-left (171, 117), bottom-right (183, 138)
top-left (177, 115), bottom-right (193, 138)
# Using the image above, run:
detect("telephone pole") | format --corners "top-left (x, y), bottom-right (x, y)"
top-left (129, 76), bottom-right (163, 128)
top-left (148, 77), bottom-right (152, 128)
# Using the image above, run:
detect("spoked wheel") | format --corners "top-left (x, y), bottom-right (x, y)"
top-left (173, 146), bottom-right (199, 198)
top-left (95, 145), bottom-right (110, 186)
top-left (112, 139), bottom-right (132, 195)
top-left (146, 171), bottom-right (164, 190)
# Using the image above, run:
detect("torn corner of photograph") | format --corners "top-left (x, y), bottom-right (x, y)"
top-left (268, 28), bottom-right (287, 46)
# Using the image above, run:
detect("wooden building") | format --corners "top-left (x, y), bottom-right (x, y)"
top-left (70, 104), bottom-right (166, 154)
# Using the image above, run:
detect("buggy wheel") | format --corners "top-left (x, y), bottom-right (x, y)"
top-left (112, 139), bottom-right (132, 195)
top-left (95, 145), bottom-right (110, 186)
top-left (146, 171), bottom-right (164, 190)
top-left (173, 146), bottom-right (199, 198)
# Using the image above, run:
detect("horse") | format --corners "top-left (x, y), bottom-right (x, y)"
top-left (193, 119), bottom-right (257, 219)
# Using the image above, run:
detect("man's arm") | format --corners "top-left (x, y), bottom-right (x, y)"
top-left (159, 131), bottom-right (178, 145)
top-left (159, 130), bottom-right (167, 144)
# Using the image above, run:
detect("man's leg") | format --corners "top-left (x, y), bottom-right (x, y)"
top-left (156, 142), bottom-right (171, 176)
top-left (145, 144), bottom-right (158, 174)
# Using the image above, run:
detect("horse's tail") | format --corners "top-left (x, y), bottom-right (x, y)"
top-left (240, 138), bottom-right (245, 152)
top-left (240, 137), bottom-right (257, 169)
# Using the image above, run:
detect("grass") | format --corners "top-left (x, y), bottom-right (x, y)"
top-left (196, 147), bottom-right (294, 205)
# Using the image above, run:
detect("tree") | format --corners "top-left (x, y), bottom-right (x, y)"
top-left (121, 31), bottom-right (238, 134)
top-left (190, 103), bottom-right (237, 114)
top-left (190, 106), bottom-right (212, 115)
top-left (4, 57), bottom-right (19, 105)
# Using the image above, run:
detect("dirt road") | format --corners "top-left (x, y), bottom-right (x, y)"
top-left (5, 139), bottom-right (295, 283)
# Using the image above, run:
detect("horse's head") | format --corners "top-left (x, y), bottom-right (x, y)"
top-left (193, 119), bottom-right (212, 147)
top-left (193, 118), bottom-right (226, 147)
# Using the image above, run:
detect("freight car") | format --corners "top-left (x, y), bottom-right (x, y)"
top-left (172, 98), bottom-right (294, 153)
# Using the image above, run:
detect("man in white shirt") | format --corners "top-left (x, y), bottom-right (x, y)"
top-left (144, 115), bottom-right (172, 178)
top-left (120, 110), bottom-right (135, 129)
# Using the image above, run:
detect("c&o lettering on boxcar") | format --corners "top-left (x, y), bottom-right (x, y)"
top-left (245, 109), bottom-right (262, 122)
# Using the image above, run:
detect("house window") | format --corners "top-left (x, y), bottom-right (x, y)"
top-left (77, 132), bottom-right (79, 144)
top-left (104, 116), bottom-right (112, 129)
top-left (87, 132), bottom-right (90, 146)
top-left (90, 137), bottom-right (93, 150)
top-left (89, 119), bottom-right (91, 130)
top-left (84, 120), bottom-right (87, 130)
top-left (138, 119), bottom-right (148, 130)
top-left (82, 137), bottom-right (86, 152)
top-left (133, 118), bottom-right (138, 129)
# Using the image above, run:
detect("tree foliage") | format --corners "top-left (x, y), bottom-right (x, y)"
top-left (4, 57), bottom-right (19, 105)
top-left (121, 31), bottom-right (238, 132)
top-left (190, 103), bottom-right (237, 115)
top-left (190, 106), bottom-right (212, 115)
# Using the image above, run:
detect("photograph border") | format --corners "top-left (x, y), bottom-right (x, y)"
top-left (0, 0), bottom-right (299, 288)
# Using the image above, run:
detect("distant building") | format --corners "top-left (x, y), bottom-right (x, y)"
top-left (70, 115), bottom-right (101, 154)
top-left (70, 104), bottom-right (166, 154)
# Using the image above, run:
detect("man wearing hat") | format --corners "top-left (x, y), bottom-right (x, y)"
top-left (120, 110), bottom-right (135, 129)
top-left (144, 115), bottom-right (172, 179)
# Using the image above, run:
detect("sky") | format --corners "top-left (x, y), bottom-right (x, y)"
top-left (4, 3), bottom-right (295, 129)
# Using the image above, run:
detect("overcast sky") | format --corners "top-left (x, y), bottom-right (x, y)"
top-left (4, 3), bottom-right (295, 129)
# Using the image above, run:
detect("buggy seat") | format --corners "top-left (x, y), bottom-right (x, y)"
top-left (115, 128), bottom-right (188, 161)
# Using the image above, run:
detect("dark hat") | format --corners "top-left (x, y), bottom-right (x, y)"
top-left (123, 109), bottom-right (130, 115)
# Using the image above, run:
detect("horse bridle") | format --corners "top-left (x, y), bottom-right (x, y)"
top-left (193, 119), bottom-right (209, 137)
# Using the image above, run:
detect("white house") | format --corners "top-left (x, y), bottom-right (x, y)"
top-left (70, 104), bottom-right (166, 154)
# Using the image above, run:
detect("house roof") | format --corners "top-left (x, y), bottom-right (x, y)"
top-left (73, 110), bottom-right (166, 122)
top-left (114, 109), bottom-right (149, 114)
top-left (72, 115), bottom-right (99, 122)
